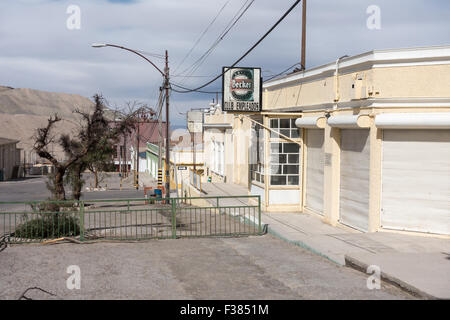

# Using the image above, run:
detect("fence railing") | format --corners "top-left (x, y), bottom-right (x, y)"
top-left (0, 195), bottom-right (262, 243)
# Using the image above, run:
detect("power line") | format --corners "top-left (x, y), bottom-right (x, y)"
top-left (173, 0), bottom-right (232, 75)
top-left (179, 0), bottom-right (255, 81)
top-left (171, 74), bottom-right (219, 78)
top-left (171, 0), bottom-right (302, 93)
top-left (265, 62), bottom-right (302, 81)
top-left (139, 85), bottom-right (167, 144)
top-left (134, 50), bottom-right (165, 60)
top-left (170, 82), bottom-right (221, 94)
top-left (176, 0), bottom-right (255, 84)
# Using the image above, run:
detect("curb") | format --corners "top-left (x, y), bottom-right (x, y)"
top-left (265, 224), bottom-right (343, 266)
top-left (344, 255), bottom-right (437, 300)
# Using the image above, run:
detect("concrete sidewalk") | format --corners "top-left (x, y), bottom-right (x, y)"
top-left (200, 182), bottom-right (450, 299)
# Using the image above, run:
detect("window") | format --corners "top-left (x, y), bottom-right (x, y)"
top-left (212, 141), bottom-right (224, 175)
top-left (250, 118), bottom-right (265, 184)
top-left (270, 117), bottom-right (300, 139)
top-left (270, 142), bottom-right (300, 185)
top-left (269, 118), bottom-right (301, 186)
top-left (219, 142), bottom-right (224, 174)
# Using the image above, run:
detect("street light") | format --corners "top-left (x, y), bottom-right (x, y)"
top-left (91, 43), bottom-right (107, 48)
top-left (92, 43), bottom-right (171, 199)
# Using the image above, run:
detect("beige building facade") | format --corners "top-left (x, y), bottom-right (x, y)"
top-left (201, 45), bottom-right (450, 236)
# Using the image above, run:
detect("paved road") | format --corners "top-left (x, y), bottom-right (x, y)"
top-left (0, 174), bottom-right (146, 211)
top-left (0, 235), bottom-right (413, 300)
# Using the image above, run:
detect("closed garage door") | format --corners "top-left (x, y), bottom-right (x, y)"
top-left (340, 129), bottom-right (370, 231)
top-left (305, 129), bottom-right (324, 214)
top-left (381, 129), bottom-right (450, 235)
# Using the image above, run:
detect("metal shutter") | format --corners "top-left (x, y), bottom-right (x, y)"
top-left (305, 129), bottom-right (324, 214)
top-left (381, 129), bottom-right (450, 235)
top-left (339, 129), bottom-right (370, 231)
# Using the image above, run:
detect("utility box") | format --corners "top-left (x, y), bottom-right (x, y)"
top-left (351, 78), bottom-right (367, 100)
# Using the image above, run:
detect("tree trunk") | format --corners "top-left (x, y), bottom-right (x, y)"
top-left (94, 170), bottom-right (99, 188)
top-left (54, 166), bottom-right (66, 201)
top-left (72, 164), bottom-right (83, 201)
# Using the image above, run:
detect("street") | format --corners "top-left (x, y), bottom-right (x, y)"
top-left (0, 235), bottom-right (413, 300)
top-left (0, 174), bottom-right (414, 300)
top-left (0, 174), bottom-right (146, 204)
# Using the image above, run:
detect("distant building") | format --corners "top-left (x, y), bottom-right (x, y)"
top-left (0, 137), bottom-right (21, 181)
top-left (146, 141), bottom-right (204, 192)
top-left (112, 120), bottom-right (167, 175)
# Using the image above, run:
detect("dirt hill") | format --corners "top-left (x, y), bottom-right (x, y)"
top-left (0, 86), bottom-right (96, 162)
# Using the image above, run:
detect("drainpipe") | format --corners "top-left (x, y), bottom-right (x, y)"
top-left (333, 55), bottom-right (349, 109)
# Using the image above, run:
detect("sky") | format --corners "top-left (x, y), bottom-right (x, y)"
top-left (0, 0), bottom-right (449, 126)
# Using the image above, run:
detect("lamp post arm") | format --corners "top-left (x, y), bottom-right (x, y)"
top-left (104, 44), bottom-right (165, 77)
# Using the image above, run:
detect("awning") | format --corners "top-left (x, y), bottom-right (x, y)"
top-left (203, 123), bottom-right (233, 129)
top-left (295, 116), bottom-right (326, 129)
top-left (327, 115), bottom-right (371, 128)
top-left (375, 112), bottom-right (450, 129)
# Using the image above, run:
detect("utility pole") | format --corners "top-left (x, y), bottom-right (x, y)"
top-left (124, 135), bottom-right (127, 177)
top-left (135, 118), bottom-right (140, 190)
top-left (119, 144), bottom-right (122, 177)
top-left (164, 50), bottom-right (171, 199)
top-left (193, 132), bottom-right (196, 173)
top-left (23, 150), bottom-right (26, 177)
top-left (158, 87), bottom-right (163, 181)
top-left (301, 0), bottom-right (307, 70)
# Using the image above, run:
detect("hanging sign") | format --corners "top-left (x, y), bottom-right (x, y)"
top-left (222, 67), bottom-right (262, 113)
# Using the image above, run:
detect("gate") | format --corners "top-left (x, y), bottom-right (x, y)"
top-left (0, 196), bottom-right (262, 243)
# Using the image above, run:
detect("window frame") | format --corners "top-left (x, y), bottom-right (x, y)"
top-left (250, 118), bottom-right (265, 185)
top-left (268, 117), bottom-right (301, 187)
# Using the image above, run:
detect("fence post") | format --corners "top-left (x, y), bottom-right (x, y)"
top-left (258, 195), bottom-right (262, 234)
top-left (171, 198), bottom-right (176, 239)
top-left (216, 197), bottom-right (220, 215)
top-left (79, 200), bottom-right (85, 241)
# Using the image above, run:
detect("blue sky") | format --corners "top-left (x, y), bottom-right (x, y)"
top-left (0, 0), bottom-right (449, 126)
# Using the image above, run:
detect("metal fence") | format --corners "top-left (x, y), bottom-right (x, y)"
top-left (0, 196), bottom-right (262, 243)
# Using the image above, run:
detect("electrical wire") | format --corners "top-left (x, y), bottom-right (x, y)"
top-left (134, 50), bottom-right (165, 60)
top-left (170, 0), bottom-right (302, 93)
top-left (265, 62), bottom-right (302, 81)
top-left (170, 82), bottom-right (221, 94)
top-left (138, 85), bottom-right (167, 144)
top-left (173, 0), bottom-right (232, 74)
top-left (175, 0), bottom-right (255, 84)
top-left (178, 0), bottom-right (254, 81)
top-left (171, 75), bottom-right (219, 78)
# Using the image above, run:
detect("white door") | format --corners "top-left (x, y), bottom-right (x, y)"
top-left (339, 129), bottom-right (370, 231)
top-left (305, 129), bottom-right (325, 214)
top-left (381, 129), bottom-right (450, 235)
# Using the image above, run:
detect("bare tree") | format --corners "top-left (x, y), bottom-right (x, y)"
top-left (34, 94), bottom-right (135, 201)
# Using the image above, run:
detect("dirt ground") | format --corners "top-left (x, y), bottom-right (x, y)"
top-left (0, 235), bottom-right (414, 300)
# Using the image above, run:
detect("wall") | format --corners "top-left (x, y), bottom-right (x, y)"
top-left (0, 141), bottom-right (19, 180)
